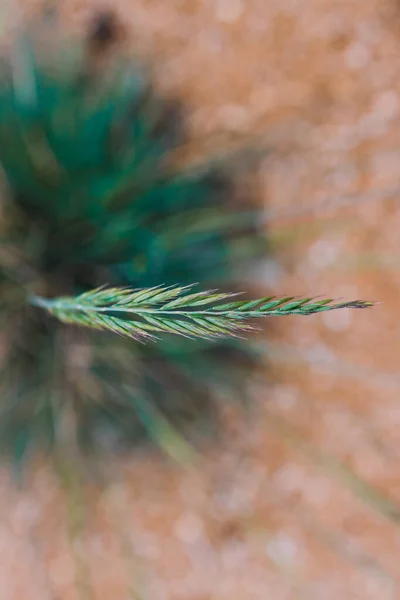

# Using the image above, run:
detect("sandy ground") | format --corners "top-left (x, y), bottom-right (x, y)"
top-left (2, 0), bottom-right (400, 598)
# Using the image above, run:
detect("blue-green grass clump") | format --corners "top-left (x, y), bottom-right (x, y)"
top-left (0, 13), bottom-right (372, 462)
top-left (0, 12), bottom-right (267, 460)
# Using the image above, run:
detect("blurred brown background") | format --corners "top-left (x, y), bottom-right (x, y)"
top-left (2, 1), bottom-right (400, 598)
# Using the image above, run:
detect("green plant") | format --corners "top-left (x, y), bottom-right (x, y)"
top-left (0, 13), bottom-right (372, 462)
top-left (33, 285), bottom-right (371, 341)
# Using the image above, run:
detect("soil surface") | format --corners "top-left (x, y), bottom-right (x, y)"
top-left (2, 1), bottom-right (400, 599)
